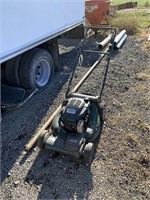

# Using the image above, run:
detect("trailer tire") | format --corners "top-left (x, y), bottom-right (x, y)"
top-left (40, 40), bottom-right (61, 71)
top-left (19, 48), bottom-right (54, 91)
top-left (5, 55), bottom-right (22, 87)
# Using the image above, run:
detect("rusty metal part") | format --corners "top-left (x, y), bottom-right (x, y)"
top-left (113, 1), bottom-right (137, 10)
top-left (85, 0), bottom-right (112, 26)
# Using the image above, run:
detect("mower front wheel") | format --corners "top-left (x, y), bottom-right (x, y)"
top-left (83, 142), bottom-right (94, 165)
top-left (37, 130), bottom-right (49, 149)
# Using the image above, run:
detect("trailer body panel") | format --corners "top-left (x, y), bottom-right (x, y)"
top-left (0, 0), bottom-right (84, 63)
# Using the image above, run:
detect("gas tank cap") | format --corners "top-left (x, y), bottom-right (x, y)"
top-left (84, 97), bottom-right (89, 103)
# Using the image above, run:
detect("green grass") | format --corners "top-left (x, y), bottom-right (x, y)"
top-left (111, 0), bottom-right (150, 7)
top-left (110, 11), bottom-right (150, 35)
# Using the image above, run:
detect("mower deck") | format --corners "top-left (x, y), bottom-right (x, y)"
top-left (38, 94), bottom-right (105, 163)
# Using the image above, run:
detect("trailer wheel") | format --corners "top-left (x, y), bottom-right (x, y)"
top-left (5, 55), bottom-right (22, 87)
top-left (19, 48), bottom-right (54, 90)
top-left (42, 40), bottom-right (61, 71)
top-left (83, 143), bottom-right (94, 165)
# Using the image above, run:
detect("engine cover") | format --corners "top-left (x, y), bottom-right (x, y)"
top-left (60, 97), bottom-right (90, 132)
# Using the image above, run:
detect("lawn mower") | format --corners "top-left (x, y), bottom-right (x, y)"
top-left (37, 27), bottom-right (116, 165)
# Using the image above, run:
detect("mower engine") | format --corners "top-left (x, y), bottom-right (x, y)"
top-left (60, 97), bottom-right (90, 133)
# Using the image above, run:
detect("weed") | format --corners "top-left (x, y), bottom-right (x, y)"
top-left (131, 151), bottom-right (150, 168)
top-left (137, 120), bottom-right (150, 132)
top-left (136, 85), bottom-right (149, 93)
top-left (108, 113), bottom-right (121, 126)
top-left (111, 0), bottom-right (150, 7)
top-left (128, 56), bottom-right (136, 62)
top-left (139, 155), bottom-right (149, 168)
top-left (136, 71), bottom-right (150, 81)
top-left (124, 109), bottom-right (138, 118)
top-left (136, 97), bottom-right (150, 107)
top-left (144, 1), bottom-right (150, 7)
top-left (127, 133), bottom-right (140, 148)
top-left (110, 13), bottom-right (139, 35)
top-left (110, 10), bottom-right (150, 35)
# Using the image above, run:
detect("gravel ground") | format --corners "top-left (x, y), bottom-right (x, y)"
top-left (1, 33), bottom-right (150, 200)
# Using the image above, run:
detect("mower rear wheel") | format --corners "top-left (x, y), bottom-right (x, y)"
top-left (99, 102), bottom-right (106, 122)
top-left (37, 130), bottom-right (49, 149)
top-left (83, 142), bottom-right (94, 165)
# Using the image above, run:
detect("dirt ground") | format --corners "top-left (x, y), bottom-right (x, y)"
top-left (1, 28), bottom-right (150, 200)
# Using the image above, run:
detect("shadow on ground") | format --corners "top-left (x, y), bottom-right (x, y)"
top-left (23, 123), bottom-right (104, 199)
top-left (1, 37), bottom-right (103, 184)
top-left (25, 150), bottom-right (94, 199)
top-left (1, 36), bottom-right (112, 200)
top-left (1, 45), bottom-right (79, 183)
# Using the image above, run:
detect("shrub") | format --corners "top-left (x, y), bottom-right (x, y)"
top-left (110, 14), bottom-right (139, 35)
top-left (110, 11), bottom-right (150, 35)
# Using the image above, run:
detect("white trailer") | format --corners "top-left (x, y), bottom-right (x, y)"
top-left (0, 0), bottom-right (84, 107)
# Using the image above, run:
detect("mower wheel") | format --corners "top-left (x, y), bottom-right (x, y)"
top-left (99, 102), bottom-right (106, 122)
top-left (83, 142), bottom-right (94, 165)
top-left (37, 130), bottom-right (49, 149)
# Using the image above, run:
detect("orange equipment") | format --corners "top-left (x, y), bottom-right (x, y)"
top-left (85, 0), bottom-right (112, 26)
